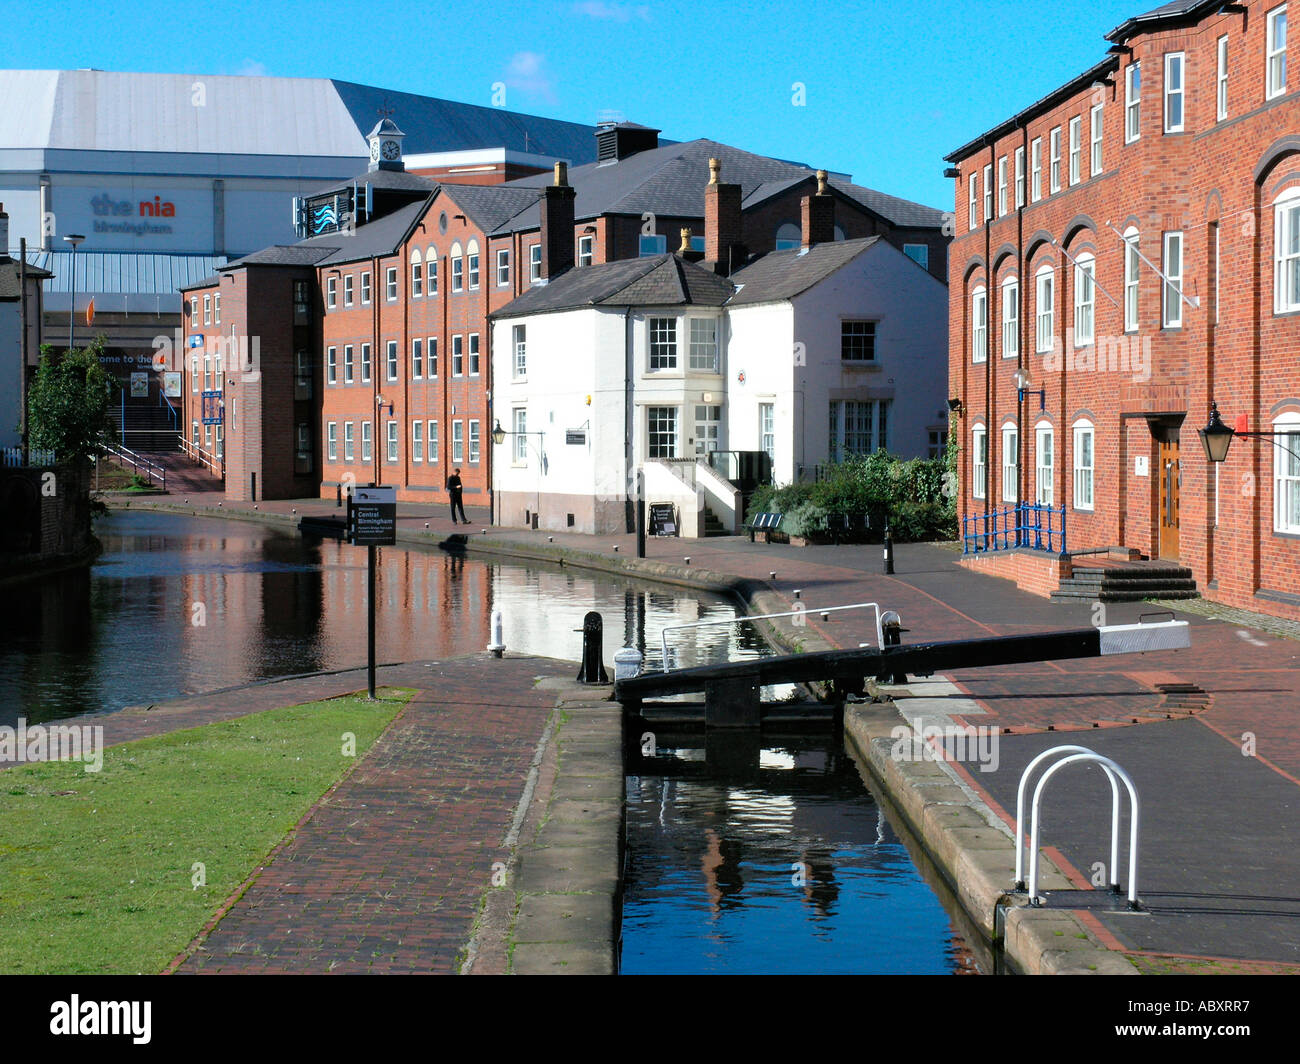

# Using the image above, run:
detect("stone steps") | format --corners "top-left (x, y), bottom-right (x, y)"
top-left (1051, 564), bottom-right (1199, 602)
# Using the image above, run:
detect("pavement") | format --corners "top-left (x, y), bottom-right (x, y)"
top-left (109, 484), bottom-right (1300, 972)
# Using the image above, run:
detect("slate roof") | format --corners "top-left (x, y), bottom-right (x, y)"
top-left (220, 245), bottom-right (341, 270)
top-left (496, 139), bottom-right (945, 233)
top-left (437, 183), bottom-right (540, 235)
top-left (1107, 0), bottom-right (1221, 41)
top-left (491, 254), bottom-right (733, 320)
top-left (0, 256), bottom-right (52, 299)
top-left (312, 200), bottom-right (428, 266)
top-left (727, 237), bottom-right (884, 306)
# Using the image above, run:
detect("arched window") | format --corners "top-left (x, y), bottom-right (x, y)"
top-left (1072, 417), bottom-right (1095, 511)
top-left (1001, 276), bottom-right (1019, 359)
top-left (1035, 264), bottom-right (1055, 355)
top-left (1001, 422), bottom-right (1019, 502)
top-left (410, 248), bottom-right (423, 298)
top-left (1123, 227), bottom-right (1140, 332)
top-left (1274, 187), bottom-right (1300, 314)
top-left (972, 425), bottom-right (988, 499)
top-left (450, 240), bottom-right (464, 292)
top-left (466, 238), bottom-right (481, 290)
top-left (775, 222), bottom-right (800, 250)
top-left (1273, 411), bottom-right (1300, 533)
top-left (1035, 420), bottom-right (1054, 505)
top-left (1073, 252), bottom-right (1095, 346)
top-left (427, 245), bottom-right (438, 295)
top-left (972, 284), bottom-right (988, 364)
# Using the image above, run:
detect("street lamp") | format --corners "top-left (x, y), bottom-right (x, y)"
top-left (492, 419), bottom-right (546, 528)
top-left (63, 233), bottom-right (85, 352)
top-left (1013, 366), bottom-right (1045, 410)
top-left (1198, 400), bottom-right (1300, 464)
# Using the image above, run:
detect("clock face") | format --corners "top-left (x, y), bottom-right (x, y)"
top-left (369, 140), bottom-right (380, 162)
top-left (381, 139), bottom-right (400, 161)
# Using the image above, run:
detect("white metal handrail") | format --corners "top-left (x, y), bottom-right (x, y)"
top-left (104, 442), bottom-right (166, 488)
top-left (1022, 748), bottom-right (1141, 909)
top-left (660, 601), bottom-right (884, 671)
top-left (179, 436), bottom-right (224, 478)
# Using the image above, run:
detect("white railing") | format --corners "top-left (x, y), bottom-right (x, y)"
top-left (104, 443), bottom-right (166, 489)
top-left (179, 436), bottom-right (224, 478)
top-left (660, 601), bottom-right (885, 671)
top-left (2, 446), bottom-right (56, 467)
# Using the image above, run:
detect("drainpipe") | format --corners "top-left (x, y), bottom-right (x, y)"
top-left (1017, 121), bottom-right (1027, 535)
top-left (625, 306), bottom-right (634, 534)
top-left (984, 141), bottom-right (993, 524)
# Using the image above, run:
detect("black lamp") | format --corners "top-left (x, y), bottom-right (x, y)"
top-left (492, 420), bottom-right (507, 445)
top-left (1198, 401), bottom-right (1234, 463)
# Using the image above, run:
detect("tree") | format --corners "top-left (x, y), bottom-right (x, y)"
top-left (27, 338), bottom-right (119, 461)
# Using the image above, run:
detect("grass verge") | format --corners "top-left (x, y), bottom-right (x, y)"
top-left (0, 689), bottom-right (411, 974)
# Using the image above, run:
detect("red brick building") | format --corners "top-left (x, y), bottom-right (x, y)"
top-left (946, 0), bottom-right (1300, 619)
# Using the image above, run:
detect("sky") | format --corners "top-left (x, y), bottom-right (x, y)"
top-left (0, 0), bottom-right (1151, 210)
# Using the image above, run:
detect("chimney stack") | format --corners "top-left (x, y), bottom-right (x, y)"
top-left (540, 161), bottom-right (576, 280)
top-left (0, 203), bottom-right (8, 257)
top-left (800, 170), bottom-right (834, 248)
top-left (704, 158), bottom-right (744, 275)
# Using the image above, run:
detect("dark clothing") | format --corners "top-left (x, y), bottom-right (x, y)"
top-left (447, 474), bottom-right (467, 523)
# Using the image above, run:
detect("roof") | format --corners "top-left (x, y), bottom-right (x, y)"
top-left (306, 169), bottom-right (435, 198)
top-left (437, 183), bottom-right (540, 235)
top-left (218, 244), bottom-right (341, 271)
top-left (0, 256), bottom-right (52, 299)
top-left (314, 200), bottom-right (429, 266)
top-left (497, 139), bottom-right (945, 233)
top-left (0, 70), bottom-right (601, 163)
top-left (491, 254), bottom-right (733, 319)
top-left (727, 237), bottom-right (884, 306)
top-left (1106, 0), bottom-right (1222, 42)
top-left (22, 250), bottom-right (225, 294)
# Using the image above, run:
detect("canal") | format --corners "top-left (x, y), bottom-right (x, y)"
top-left (1, 511), bottom-right (981, 974)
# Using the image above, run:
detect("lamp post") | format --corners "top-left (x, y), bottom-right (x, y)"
top-left (1198, 400), bottom-right (1300, 464)
top-left (1013, 366), bottom-right (1046, 410)
top-left (63, 233), bottom-right (85, 353)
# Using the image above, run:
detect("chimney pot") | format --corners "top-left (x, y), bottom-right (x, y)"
top-left (554, 161), bottom-right (568, 187)
top-left (678, 227), bottom-right (692, 254)
top-left (708, 158), bottom-right (721, 185)
top-left (816, 169), bottom-right (828, 196)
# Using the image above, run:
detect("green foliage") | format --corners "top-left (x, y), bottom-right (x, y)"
top-left (27, 338), bottom-right (119, 462)
top-left (750, 451), bottom-right (958, 542)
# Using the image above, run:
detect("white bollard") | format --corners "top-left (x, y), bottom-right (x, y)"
top-left (614, 646), bottom-right (643, 681)
top-left (487, 608), bottom-right (506, 658)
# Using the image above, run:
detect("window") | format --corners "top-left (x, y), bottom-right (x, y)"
top-left (841, 320), bottom-right (876, 362)
top-left (361, 342), bottom-right (371, 383)
top-left (428, 252), bottom-right (438, 295)
top-left (694, 405), bottom-right (721, 456)
top-left (760, 403), bottom-right (775, 462)
top-left (452, 335), bottom-right (463, 376)
top-left (828, 400), bottom-right (890, 460)
top-left (412, 338), bottom-right (423, 379)
top-left (1164, 53), bottom-right (1185, 132)
top-left (998, 156), bottom-right (1008, 216)
top-left (972, 286), bottom-right (988, 363)
top-left (1069, 116), bottom-right (1082, 185)
top-left (1126, 63), bottom-right (1141, 142)
top-left (1002, 425), bottom-right (1019, 503)
top-left (689, 318), bottom-right (719, 371)
top-left (361, 270), bottom-right (372, 304)
top-left (1124, 228), bottom-right (1141, 331)
top-left (468, 248), bottom-right (480, 290)
top-left (428, 338), bottom-right (437, 378)
top-left (1015, 147), bottom-right (1026, 208)
top-left (1035, 266), bottom-right (1055, 354)
top-left (904, 243), bottom-right (930, 268)
top-left (983, 164), bottom-right (993, 221)
top-left (452, 420), bottom-right (464, 463)
top-left (968, 173), bottom-right (978, 230)
top-left (327, 422), bottom-right (337, 462)
top-left (578, 235), bottom-right (594, 267)
top-left (344, 344), bottom-right (354, 383)
top-left (387, 340), bottom-right (398, 381)
top-left (1073, 420), bottom-right (1094, 510)
top-left (1163, 231), bottom-right (1184, 327)
top-left (468, 419), bottom-right (480, 463)
top-left (327, 278), bottom-right (337, 310)
top-left (1267, 5), bottom-right (1287, 100)
top-left (1002, 278), bottom-right (1019, 358)
top-left (452, 257), bottom-right (463, 292)
top-left (497, 248), bottom-right (510, 286)
top-left (1031, 138), bottom-right (1042, 202)
top-left (1090, 104), bottom-right (1103, 175)
top-left (469, 333), bottom-right (480, 376)
top-left (1074, 254), bottom-right (1096, 345)
top-left (361, 421), bottom-right (371, 463)
top-left (1035, 423), bottom-right (1054, 505)
top-left (293, 280), bottom-right (311, 324)
top-left (428, 420), bottom-right (439, 463)
top-left (1273, 413), bottom-right (1300, 532)
top-left (344, 274), bottom-right (354, 307)
top-left (513, 408), bottom-right (527, 463)
top-left (386, 421), bottom-right (398, 463)
top-left (928, 429), bottom-right (948, 459)
top-left (191, 353), bottom-right (198, 393)
top-left (327, 346), bottom-right (337, 385)
top-left (649, 317), bottom-right (677, 370)
top-left (386, 267), bottom-right (397, 301)
top-left (345, 421), bottom-right (355, 463)
top-left (213, 293), bottom-right (220, 324)
top-left (1218, 35), bottom-right (1230, 120)
top-left (639, 234), bottom-right (667, 256)
top-left (203, 294), bottom-right (211, 324)
top-left (1275, 188), bottom-right (1300, 312)
top-left (1050, 127), bottom-right (1061, 193)
top-left (412, 420), bottom-right (424, 463)
top-left (191, 419), bottom-right (199, 446)
top-left (295, 350), bottom-right (312, 400)
top-left (972, 426), bottom-right (987, 499)
top-left (647, 406), bottom-right (679, 458)
top-left (190, 297), bottom-right (198, 324)
top-left (411, 250), bottom-right (424, 297)
top-left (529, 244), bottom-right (542, 281)
top-left (513, 324), bottom-right (527, 378)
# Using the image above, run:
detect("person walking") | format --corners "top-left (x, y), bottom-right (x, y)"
top-left (447, 467), bottom-right (468, 524)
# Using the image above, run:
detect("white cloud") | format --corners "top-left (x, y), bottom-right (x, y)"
top-left (504, 51), bottom-right (557, 104)
top-left (573, 1), bottom-right (651, 22)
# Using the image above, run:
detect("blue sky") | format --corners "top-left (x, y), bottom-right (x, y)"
top-left (1, 0), bottom-right (1149, 210)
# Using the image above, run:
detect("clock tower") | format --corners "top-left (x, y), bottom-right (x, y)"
top-left (367, 117), bottom-right (406, 173)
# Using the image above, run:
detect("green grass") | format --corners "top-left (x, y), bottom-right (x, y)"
top-left (0, 689), bottom-right (410, 974)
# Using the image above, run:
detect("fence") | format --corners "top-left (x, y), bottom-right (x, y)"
top-left (962, 502), bottom-right (1067, 555)
top-left (2, 446), bottom-right (56, 467)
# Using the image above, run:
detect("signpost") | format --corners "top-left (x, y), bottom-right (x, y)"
top-left (347, 484), bottom-right (396, 698)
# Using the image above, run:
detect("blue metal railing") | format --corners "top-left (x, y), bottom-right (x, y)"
top-left (962, 503), bottom-right (1067, 555)
top-left (159, 389), bottom-right (178, 431)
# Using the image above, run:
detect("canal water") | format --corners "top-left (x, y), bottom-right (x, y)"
top-left (1, 510), bottom-right (980, 974)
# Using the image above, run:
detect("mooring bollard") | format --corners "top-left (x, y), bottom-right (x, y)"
top-left (880, 610), bottom-right (908, 684)
top-left (883, 525), bottom-right (895, 575)
top-left (487, 607), bottom-right (506, 658)
top-left (336, 484), bottom-right (342, 508)
top-left (577, 611), bottom-right (610, 684)
top-left (614, 645), bottom-right (643, 681)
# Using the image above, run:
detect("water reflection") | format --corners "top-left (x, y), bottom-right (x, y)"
top-left (0, 512), bottom-right (754, 725)
top-left (621, 734), bottom-right (977, 975)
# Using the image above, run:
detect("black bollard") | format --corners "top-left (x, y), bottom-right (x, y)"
top-left (336, 483), bottom-right (342, 508)
top-left (880, 610), bottom-right (908, 685)
top-left (577, 611), bottom-right (609, 684)
top-left (883, 524), bottom-right (895, 575)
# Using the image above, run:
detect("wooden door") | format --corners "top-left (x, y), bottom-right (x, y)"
top-left (1159, 437), bottom-right (1180, 560)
